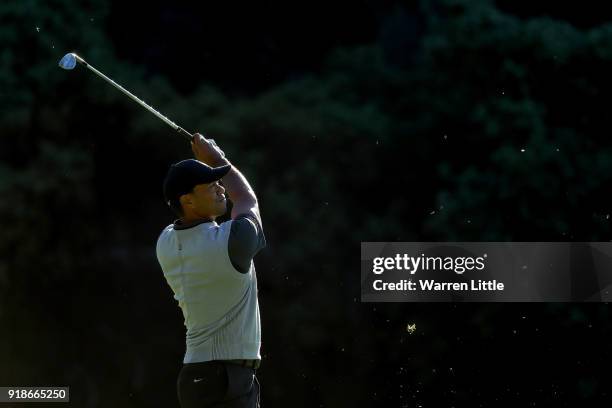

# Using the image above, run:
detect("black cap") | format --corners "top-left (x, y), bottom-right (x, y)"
top-left (163, 159), bottom-right (231, 204)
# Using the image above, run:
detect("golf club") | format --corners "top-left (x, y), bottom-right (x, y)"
top-left (58, 52), bottom-right (193, 142)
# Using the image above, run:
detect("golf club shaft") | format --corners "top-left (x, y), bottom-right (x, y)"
top-left (74, 55), bottom-right (193, 142)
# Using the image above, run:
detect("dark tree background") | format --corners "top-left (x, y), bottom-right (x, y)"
top-left (1, 0), bottom-right (612, 406)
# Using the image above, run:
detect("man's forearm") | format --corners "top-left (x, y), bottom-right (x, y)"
top-left (224, 165), bottom-right (258, 204)
top-left (212, 157), bottom-right (257, 206)
top-left (190, 134), bottom-right (259, 217)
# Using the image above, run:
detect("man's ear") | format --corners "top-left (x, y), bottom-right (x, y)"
top-left (179, 193), bottom-right (193, 209)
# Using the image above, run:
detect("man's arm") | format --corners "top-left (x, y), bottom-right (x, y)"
top-left (190, 134), bottom-right (262, 226)
top-left (227, 215), bottom-right (266, 273)
top-left (191, 134), bottom-right (265, 273)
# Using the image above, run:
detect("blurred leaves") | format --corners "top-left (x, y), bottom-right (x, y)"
top-left (0, 142), bottom-right (94, 288)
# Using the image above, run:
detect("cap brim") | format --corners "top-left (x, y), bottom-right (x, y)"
top-left (163, 160), bottom-right (232, 204)
top-left (210, 164), bottom-right (231, 181)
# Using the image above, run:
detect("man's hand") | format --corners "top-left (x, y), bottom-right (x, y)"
top-left (191, 133), bottom-right (229, 166)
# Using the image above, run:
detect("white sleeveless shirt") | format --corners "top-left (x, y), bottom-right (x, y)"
top-left (156, 219), bottom-right (261, 363)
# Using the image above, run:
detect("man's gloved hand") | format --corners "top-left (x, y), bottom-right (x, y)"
top-left (191, 133), bottom-right (229, 166)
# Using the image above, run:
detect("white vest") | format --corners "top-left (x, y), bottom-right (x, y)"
top-left (156, 220), bottom-right (261, 363)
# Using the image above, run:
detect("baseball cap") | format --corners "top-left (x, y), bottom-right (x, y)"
top-left (163, 159), bottom-right (231, 204)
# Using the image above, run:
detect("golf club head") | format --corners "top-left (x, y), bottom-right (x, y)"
top-left (58, 53), bottom-right (77, 70)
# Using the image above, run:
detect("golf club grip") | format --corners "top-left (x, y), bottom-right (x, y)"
top-left (177, 127), bottom-right (194, 142)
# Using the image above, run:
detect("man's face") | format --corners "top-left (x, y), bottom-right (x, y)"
top-left (181, 180), bottom-right (227, 219)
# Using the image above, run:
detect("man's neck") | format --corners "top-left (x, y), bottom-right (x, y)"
top-left (176, 215), bottom-right (215, 229)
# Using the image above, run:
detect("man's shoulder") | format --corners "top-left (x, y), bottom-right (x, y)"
top-left (156, 224), bottom-right (175, 244)
top-left (158, 223), bottom-right (175, 235)
top-left (231, 213), bottom-right (263, 233)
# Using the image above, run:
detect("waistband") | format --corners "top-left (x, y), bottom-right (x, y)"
top-left (222, 359), bottom-right (261, 369)
top-left (184, 359), bottom-right (261, 370)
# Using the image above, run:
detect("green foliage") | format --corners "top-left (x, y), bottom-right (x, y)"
top-left (0, 142), bottom-right (94, 289)
top-left (417, 0), bottom-right (612, 240)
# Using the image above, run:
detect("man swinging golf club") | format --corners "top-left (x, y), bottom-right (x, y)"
top-left (58, 53), bottom-right (265, 406)
top-left (156, 134), bottom-right (266, 408)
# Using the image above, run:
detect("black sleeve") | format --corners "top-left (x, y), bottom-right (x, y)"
top-left (227, 213), bottom-right (267, 274)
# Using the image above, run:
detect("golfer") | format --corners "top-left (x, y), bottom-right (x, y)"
top-left (156, 134), bottom-right (266, 408)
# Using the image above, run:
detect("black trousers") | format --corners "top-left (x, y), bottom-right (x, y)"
top-left (177, 361), bottom-right (261, 408)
